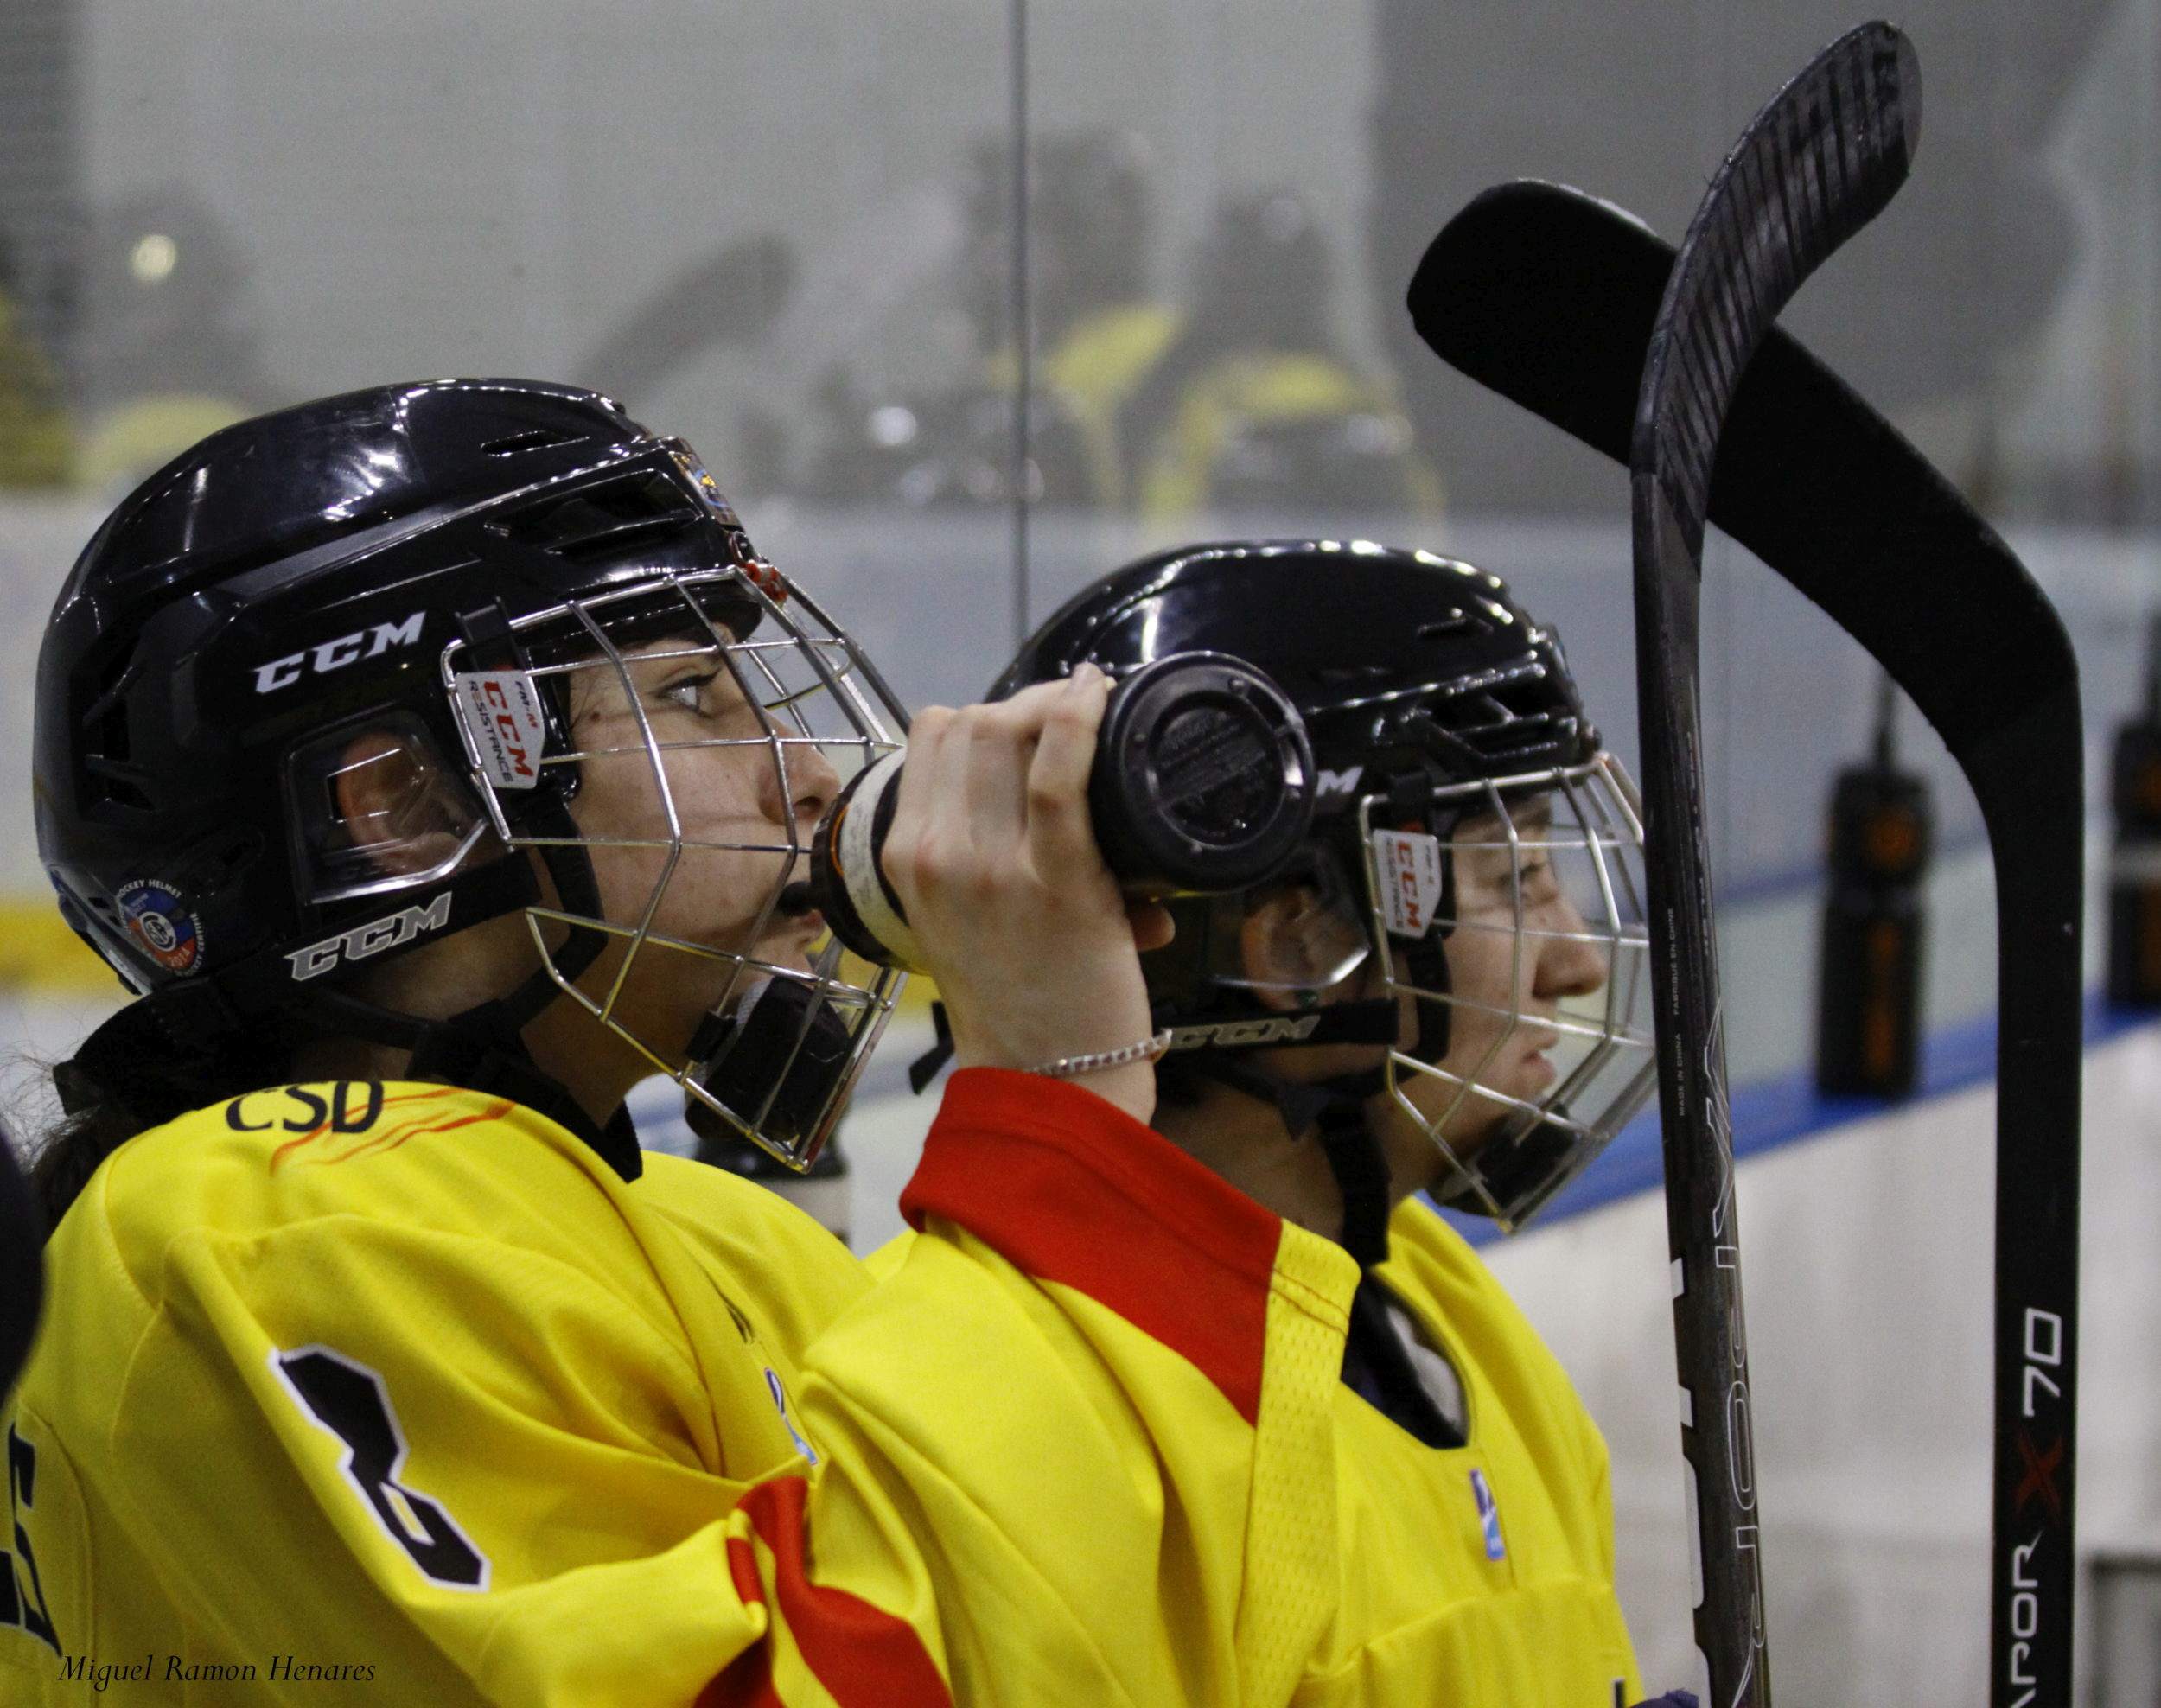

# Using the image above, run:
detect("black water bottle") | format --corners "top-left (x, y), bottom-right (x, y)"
top-left (805, 652), bottom-right (1315, 972)
top-left (2107, 615), bottom-right (2161, 1008)
top-left (1815, 674), bottom-right (1931, 1097)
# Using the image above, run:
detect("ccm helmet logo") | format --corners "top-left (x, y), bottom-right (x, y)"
top-left (254, 612), bottom-right (425, 695)
top-left (286, 894), bottom-right (453, 982)
top-left (1167, 1015), bottom-right (1323, 1050)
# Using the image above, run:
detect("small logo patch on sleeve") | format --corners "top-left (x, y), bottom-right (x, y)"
top-left (1469, 1467), bottom-right (1507, 1561)
top-left (764, 1367), bottom-right (819, 1467)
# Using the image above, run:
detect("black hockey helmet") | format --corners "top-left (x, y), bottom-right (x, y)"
top-left (997, 539), bottom-right (1654, 1238)
top-left (36, 378), bottom-right (908, 1167)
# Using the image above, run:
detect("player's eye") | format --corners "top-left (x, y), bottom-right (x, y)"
top-left (1519, 854), bottom-right (1570, 903)
top-left (659, 671), bottom-right (722, 711)
top-left (1517, 851), bottom-right (1559, 883)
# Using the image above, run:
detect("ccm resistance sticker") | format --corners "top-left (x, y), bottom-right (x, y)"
top-left (1371, 828), bottom-right (1445, 938)
top-left (453, 671), bottom-right (548, 792)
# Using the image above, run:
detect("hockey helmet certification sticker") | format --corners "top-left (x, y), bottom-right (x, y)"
top-left (453, 671), bottom-right (549, 791)
top-left (673, 447), bottom-right (737, 523)
top-left (670, 448), bottom-right (777, 586)
top-left (115, 878), bottom-right (204, 975)
top-left (1372, 828), bottom-right (1445, 937)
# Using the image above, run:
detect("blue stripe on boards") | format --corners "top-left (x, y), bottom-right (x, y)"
top-left (1435, 993), bottom-right (2157, 1248)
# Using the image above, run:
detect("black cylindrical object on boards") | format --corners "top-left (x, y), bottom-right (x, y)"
top-left (1816, 675), bottom-right (1932, 1097)
top-left (2107, 615), bottom-right (2161, 1008)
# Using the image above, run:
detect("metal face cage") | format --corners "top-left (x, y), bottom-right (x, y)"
top-left (1358, 750), bottom-right (1656, 1232)
top-left (441, 561), bottom-right (908, 1169)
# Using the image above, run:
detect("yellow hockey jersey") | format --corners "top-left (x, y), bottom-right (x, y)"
top-left (0, 1081), bottom-right (867, 1705)
top-left (723, 1068), bottom-right (1641, 1705)
top-left (3, 1070), bottom-right (1638, 1704)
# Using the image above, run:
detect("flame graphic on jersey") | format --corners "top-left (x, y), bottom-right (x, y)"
top-left (270, 1089), bottom-right (514, 1173)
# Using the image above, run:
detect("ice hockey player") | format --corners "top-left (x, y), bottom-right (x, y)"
top-left (915, 538), bottom-right (1668, 1700)
top-left (763, 539), bottom-right (1678, 1701)
top-left (4, 378), bottom-right (927, 1700)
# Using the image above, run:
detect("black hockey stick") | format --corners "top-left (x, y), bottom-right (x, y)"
top-left (1409, 123), bottom-right (2081, 1708)
top-left (1610, 24), bottom-right (1922, 1705)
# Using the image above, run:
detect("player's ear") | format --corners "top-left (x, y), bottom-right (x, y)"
top-left (331, 729), bottom-right (473, 876)
top-left (1236, 883), bottom-right (1366, 1011)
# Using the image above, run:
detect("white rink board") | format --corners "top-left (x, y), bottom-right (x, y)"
top-left (1483, 1020), bottom-right (2161, 1705)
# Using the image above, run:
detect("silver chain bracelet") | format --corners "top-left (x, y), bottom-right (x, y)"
top-left (1024, 1029), bottom-right (1176, 1080)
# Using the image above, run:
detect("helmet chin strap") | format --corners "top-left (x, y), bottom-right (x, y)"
top-left (286, 814), bottom-right (631, 1170)
top-left (1181, 1050), bottom-right (1395, 1269)
top-left (681, 973), bottom-right (857, 1164)
top-left (399, 810), bottom-right (626, 1158)
top-left (1425, 1107), bottom-right (1584, 1227)
top-left (1174, 888), bottom-right (1453, 1271)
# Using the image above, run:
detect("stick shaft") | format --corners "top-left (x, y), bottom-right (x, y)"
top-left (1631, 492), bottom-right (1764, 1701)
top-left (1632, 25), bottom-right (1919, 1705)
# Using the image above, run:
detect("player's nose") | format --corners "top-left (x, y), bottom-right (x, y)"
top-left (1532, 895), bottom-right (1608, 999)
top-left (769, 741), bottom-right (841, 830)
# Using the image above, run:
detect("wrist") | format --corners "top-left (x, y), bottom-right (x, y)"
top-left (953, 1028), bottom-right (1168, 1125)
top-left (1065, 1060), bottom-right (1157, 1125)
top-left (949, 1044), bottom-right (1160, 1125)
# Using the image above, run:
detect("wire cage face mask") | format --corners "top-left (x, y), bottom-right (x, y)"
top-left (1358, 750), bottom-right (1656, 1233)
top-left (442, 562), bottom-right (908, 1170)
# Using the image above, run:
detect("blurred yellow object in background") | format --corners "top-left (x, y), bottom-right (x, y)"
top-left (0, 902), bottom-right (112, 992)
top-left (80, 395), bottom-right (249, 497)
top-left (0, 292), bottom-right (73, 489)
